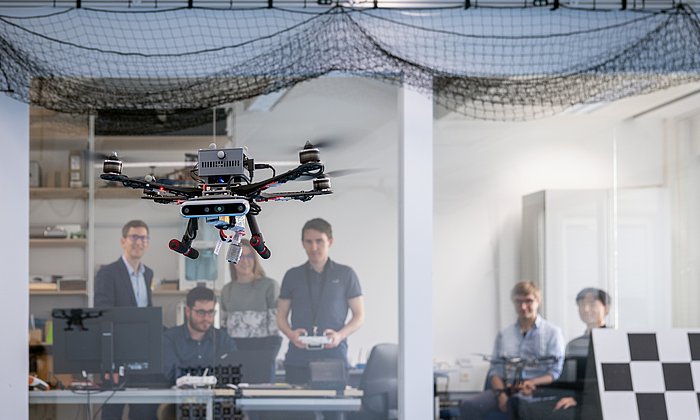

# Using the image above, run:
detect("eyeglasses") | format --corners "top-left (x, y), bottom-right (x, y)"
top-left (193, 309), bottom-right (216, 317)
top-left (513, 298), bottom-right (536, 306)
top-left (126, 234), bottom-right (150, 243)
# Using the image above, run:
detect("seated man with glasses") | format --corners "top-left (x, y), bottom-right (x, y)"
top-left (95, 219), bottom-right (153, 308)
top-left (163, 286), bottom-right (238, 384)
top-left (460, 281), bottom-right (565, 420)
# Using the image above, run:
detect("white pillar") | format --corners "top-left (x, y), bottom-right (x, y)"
top-left (0, 95), bottom-right (29, 417)
top-left (398, 85), bottom-right (433, 420)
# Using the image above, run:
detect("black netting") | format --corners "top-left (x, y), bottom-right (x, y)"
top-left (1, 3), bottom-right (700, 120)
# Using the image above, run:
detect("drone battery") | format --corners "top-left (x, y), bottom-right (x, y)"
top-left (198, 147), bottom-right (250, 181)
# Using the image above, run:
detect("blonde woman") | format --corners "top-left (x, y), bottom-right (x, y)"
top-left (220, 240), bottom-right (281, 356)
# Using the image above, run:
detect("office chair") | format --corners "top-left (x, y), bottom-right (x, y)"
top-left (357, 343), bottom-right (398, 420)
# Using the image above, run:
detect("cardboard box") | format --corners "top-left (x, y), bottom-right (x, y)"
top-left (159, 279), bottom-right (179, 291)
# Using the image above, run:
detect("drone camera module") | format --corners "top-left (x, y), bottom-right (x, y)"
top-left (180, 198), bottom-right (250, 218)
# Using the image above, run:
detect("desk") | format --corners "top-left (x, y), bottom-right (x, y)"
top-left (30, 389), bottom-right (215, 420)
top-left (29, 388), bottom-right (362, 420)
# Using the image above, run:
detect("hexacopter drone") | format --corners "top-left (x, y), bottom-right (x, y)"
top-left (100, 142), bottom-right (332, 264)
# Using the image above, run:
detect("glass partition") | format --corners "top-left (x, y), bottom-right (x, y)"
top-left (433, 89), bottom-right (700, 419)
top-left (28, 77), bottom-right (401, 419)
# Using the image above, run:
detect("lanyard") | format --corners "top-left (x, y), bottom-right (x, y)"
top-left (305, 264), bottom-right (328, 336)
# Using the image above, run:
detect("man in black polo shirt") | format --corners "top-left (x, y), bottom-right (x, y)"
top-left (163, 287), bottom-right (237, 384)
top-left (276, 218), bottom-right (365, 385)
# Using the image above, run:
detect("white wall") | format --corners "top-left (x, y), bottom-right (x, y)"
top-left (667, 113), bottom-right (700, 328)
top-left (0, 95), bottom-right (29, 418)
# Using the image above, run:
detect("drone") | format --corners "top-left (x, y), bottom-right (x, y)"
top-left (52, 309), bottom-right (105, 331)
top-left (100, 142), bottom-right (333, 264)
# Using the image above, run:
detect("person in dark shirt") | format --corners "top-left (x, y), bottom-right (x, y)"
top-left (276, 218), bottom-right (365, 385)
top-left (163, 286), bottom-right (238, 384)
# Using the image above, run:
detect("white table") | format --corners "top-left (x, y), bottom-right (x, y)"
top-left (29, 387), bottom-right (363, 420)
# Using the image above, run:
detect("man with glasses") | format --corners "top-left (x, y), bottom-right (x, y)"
top-left (163, 286), bottom-right (237, 384)
top-left (94, 219), bottom-right (154, 308)
top-left (460, 281), bottom-right (565, 420)
top-left (94, 220), bottom-right (155, 419)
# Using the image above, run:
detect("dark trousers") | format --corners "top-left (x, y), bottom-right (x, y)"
top-left (285, 364), bottom-right (311, 386)
top-left (459, 390), bottom-right (510, 420)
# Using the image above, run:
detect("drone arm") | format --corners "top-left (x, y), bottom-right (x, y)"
top-left (237, 162), bottom-right (324, 199)
top-left (246, 214), bottom-right (271, 259)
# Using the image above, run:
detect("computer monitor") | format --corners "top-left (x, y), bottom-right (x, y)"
top-left (52, 307), bottom-right (163, 377)
top-left (225, 350), bottom-right (277, 384)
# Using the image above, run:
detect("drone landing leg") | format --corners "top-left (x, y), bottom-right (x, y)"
top-left (169, 218), bottom-right (200, 259)
top-left (246, 214), bottom-right (271, 259)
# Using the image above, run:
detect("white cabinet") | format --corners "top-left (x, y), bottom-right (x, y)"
top-left (521, 188), bottom-right (672, 340)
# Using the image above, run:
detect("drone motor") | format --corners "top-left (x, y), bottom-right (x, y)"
top-left (103, 152), bottom-right (123, 175)
top-left (299, 141), bottom-right (321, 164)
top-left (313, 176), bottom-right (331, 191)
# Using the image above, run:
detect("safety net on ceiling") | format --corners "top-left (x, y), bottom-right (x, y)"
top-left (0, 3), bottom-right (699, 120)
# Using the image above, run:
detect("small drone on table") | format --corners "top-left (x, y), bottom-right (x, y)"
top-left (478, 354), bottom-right (560, 395)
top-left (100, 142), bottom-right (333, 264)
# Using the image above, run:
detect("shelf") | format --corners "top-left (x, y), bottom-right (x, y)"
top-left (152, 289), bottom-right (186, 296)
top-left (29, 290), bottom-right (87, 296)
top-left (30, 187), bottom-right (88, 199)
top-left (153, 289), bottom-right (221, 296)
top-left (94, 188), bottom-right (143, 199)
top-left (30, 238), bottom-right (87, 247)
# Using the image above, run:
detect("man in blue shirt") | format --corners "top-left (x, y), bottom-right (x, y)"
top-left (163, 287), bottom-right (238, 384)
top-left (276, 218), bottom-right (365, 385)
top-left (460, 281), bottom-right (565, 420)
